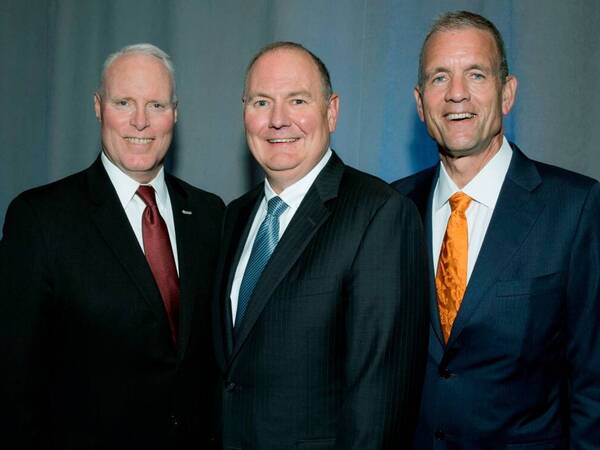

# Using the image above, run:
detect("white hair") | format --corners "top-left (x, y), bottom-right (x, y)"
top-left (97, 43), bottom-right (177, 104)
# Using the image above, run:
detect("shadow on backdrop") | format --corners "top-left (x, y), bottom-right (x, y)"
top-left (164, 127), bottom-right (180, 175)
top-left (407, 112), bottom-right (439, 177)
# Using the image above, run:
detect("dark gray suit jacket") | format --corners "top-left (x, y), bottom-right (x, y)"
top-left (393, 144), bottom-right (600, 449)
top-left (213, 152), bottom-right (429, 450)
top-left (0, 158), bottom-right (224, 450)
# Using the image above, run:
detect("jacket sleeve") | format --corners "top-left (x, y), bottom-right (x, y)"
top-left (566, 181), bottom-right (600, 449)
top-left (335, 192), bottom-right (429, 450)
top-left (0, 194), bottom-right (56, 448)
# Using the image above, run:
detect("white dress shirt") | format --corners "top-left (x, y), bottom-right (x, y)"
top-left (229, 149), bottom-right (333, 323)
top-left (101, 152), bottom-right (179, 274)
top-left (432, 137), bottom-right (512, 282)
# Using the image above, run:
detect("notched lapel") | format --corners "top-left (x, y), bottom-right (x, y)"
top-left (395, 165), bottom-right (443, 346)
top-left (219, 188), bottom-right (263, 364)
top-left (86, 160), bottom-right (171, 338)
top-left (167, 179), bottom-right (199, 360)
top-left (422, 169), bottom-right (446, 347)
top-left (229, 153), bottom-right (344, 363)
top-left (447, 148), bottom-right (544, 347)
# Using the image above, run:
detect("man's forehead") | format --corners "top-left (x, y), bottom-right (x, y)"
top-left (248, 50), bottom-right (322, 97)
top-left (254, 47), bottom-right (312, 66)
top-left (425, 27), bottom-right (498, 59)
top-left (250, 48), bottom-right (318, 79)
top-left (104, 54), bottom-right (172, 93)
top-left (106, 54), bottom-right (169, 80)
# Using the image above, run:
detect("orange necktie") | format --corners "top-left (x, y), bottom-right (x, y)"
top-left (436, 192), bottom-right (472, 343)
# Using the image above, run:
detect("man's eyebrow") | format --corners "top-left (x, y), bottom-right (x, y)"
top-left (287, 90), bottom-right (312, 98)
top-left (145, 98), bottom-right (171, 104)
top-left (465, 64), bottom-right (492, 72)
top-left (108, 95), bottom-right (134, 102)
top-left (425, 63), bottom-right (492, 77)
top-left (425, 66), bottom-right (450, 77)
top-left (245, 91), bottom-right (272, 100)
top-left (244, 90), bottom-right (313, 101)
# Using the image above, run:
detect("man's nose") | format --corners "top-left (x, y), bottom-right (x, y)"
top-left (269, 102), bottom-right (291, 129)
top-left (130, 106), bottom-right (149, 130)
top-left (445, 76), bottom-right (469, 103)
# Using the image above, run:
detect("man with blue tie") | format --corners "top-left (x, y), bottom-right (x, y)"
top-left (213, 41), bottom-right (429, 449)
top-left (393, 10), bottom-right (600, 449)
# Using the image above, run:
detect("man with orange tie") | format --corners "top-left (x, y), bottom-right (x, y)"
top-left (393, 10), bottom-right (600, 449)
top-left (0, 44), bottom-right (223, 449)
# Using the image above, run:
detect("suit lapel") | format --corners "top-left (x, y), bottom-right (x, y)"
top-left (220, 188), bottom-right (262, 364)
top-left (229, 154), bottom-right (343, 364)
top-left (406, 166), bottom-right (445, 347)
top-left (423, 169), bottom-right (445, 347)
top-left (447, 146), bottom-right (544, 346)
top-left (85, 159), bottom-right (171, 338)
top-left (166, 176), bottom-right (204, 360)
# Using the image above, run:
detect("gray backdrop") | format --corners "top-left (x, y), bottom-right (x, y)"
top-left (1, 0), bottom-right (599, 227)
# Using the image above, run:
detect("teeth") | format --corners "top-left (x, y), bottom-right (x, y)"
top-left (267, 138), bottom-right (298, 143)
top-left (447, 113), bottom-right (475, 120)
top-left (125, 137), bottom-right (153, 144)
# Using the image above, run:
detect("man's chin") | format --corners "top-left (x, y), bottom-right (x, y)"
top-left (121, 163), bottom-right (162, 183)
top-left (438, 144), bottom-right (477, 159)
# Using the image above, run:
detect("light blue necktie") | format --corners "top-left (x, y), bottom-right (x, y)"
top-left (235, 196), bottom-right (288, 328)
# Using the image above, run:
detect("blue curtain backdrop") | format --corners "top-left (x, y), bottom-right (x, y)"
top-left (1, 0), bottom-right (599, 226)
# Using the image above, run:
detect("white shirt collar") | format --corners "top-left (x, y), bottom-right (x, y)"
top-left (101, 151), bottom-right (169, 208)
top-left (435, 137), bottom-right (512, 211)
top-left (264, 149), bottom-right (332, 210)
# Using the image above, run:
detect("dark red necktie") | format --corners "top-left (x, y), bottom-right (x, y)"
top-left (137, 185), bottom-right (180, 345)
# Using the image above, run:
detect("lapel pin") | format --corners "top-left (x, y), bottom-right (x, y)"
top-left (182, 209), bottom-right (193, 215)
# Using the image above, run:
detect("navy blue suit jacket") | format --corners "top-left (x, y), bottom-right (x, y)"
top-left (392, 144), bottom-right (600, 449)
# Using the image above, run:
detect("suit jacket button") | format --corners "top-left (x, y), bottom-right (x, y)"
top-left (435, 430), bottom-right (445, 440)
top-left (438, 366), bottom-right (452, 379)
top-left (225, 382), bottom-right (236, 392)
top-left (170, 414), bottom-right (179, 427)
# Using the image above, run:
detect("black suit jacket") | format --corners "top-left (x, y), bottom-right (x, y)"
top-left (393, 144), bottom-right (600, 449)
top-left (0, 158), bottom-right (224, 450)
top-left (213, 152), bottom-right (429, 450)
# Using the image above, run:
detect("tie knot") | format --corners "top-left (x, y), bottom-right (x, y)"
top-left (137, 185), bottom-right (157, 208)
top-left (449, 192), bottom-right (472, 213)
top-left (266, 196), bottom-right (288, 218)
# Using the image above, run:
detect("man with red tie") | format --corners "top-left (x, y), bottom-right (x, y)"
top-left (0, 44), bottom-right (223, 449)
top-left (393, 11), bottom-right (600, 449)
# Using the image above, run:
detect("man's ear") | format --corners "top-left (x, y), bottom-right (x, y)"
top-left (501, 75), bottom-right (518, 116)
top-left (94, 93), bottom-right (102, 122)
top-left (327, 93), bottom-right (340, 133)
top-left (414, 86), bottom-right (425, 122)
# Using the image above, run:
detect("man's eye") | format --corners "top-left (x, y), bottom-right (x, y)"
top-left (115, 99), bottom-right (129, 107)
top-left (254, 100), bottom-right (268, 107)
top-left (470, 72), bottom-right (485, 80)
top-left (150, 102), bottom-right (165, 110)
top-left (291, 99), bottom-right (306, 105)
top-left (431, 75), bottom-right (446, 84)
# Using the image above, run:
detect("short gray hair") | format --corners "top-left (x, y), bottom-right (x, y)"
top-left (417, 10), bottom-right (509, 91)
top-left (97, 43), bottom-right (177, 104)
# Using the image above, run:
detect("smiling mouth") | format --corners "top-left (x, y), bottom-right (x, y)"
top-left (267, 138), bottom-right (299, 143)
top-left (446, 113), bottom-right (476, 121)
top-left (125, 137), bottom-right (154, 144)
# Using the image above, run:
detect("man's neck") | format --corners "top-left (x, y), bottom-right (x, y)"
top-left (439, 135), bottom-right (504, 189)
